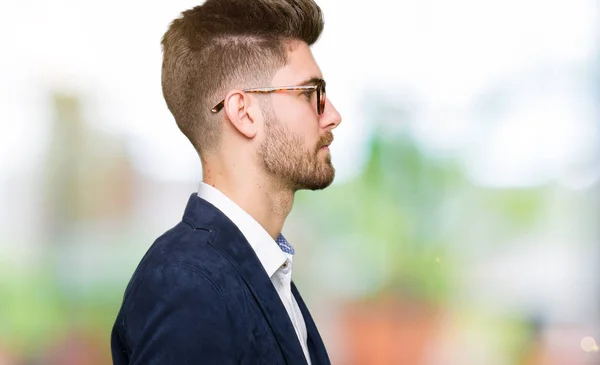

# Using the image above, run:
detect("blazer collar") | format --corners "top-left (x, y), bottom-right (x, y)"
top-left (182, 193), bottom-right (308, 364)
top-left (196, 182), bottom-right (288, 278)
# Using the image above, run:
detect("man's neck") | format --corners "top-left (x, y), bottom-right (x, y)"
top-left (202, 171), bottom-right (294, 240)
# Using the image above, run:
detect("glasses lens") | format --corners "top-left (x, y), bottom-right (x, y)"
top-left (319, 82), bottom-right (326, 115)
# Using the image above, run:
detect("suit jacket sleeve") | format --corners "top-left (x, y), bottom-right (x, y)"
top-left (120, 262), bottom-right (240, 364)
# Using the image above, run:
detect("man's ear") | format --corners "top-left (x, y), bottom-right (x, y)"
top-left (223, 90), bottom-right (259, 139)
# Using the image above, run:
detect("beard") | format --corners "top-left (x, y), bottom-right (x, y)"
top-left (257, 110), bottom-right (335, 191)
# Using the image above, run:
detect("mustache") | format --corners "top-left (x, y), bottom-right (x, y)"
top-left (318, 133), bottom-right (334, 150)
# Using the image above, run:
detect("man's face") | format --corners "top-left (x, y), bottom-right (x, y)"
top-left (257, 42), bottom-right (342, 191)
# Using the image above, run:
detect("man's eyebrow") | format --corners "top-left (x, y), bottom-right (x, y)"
top-left (296, 77), bottom-right (322, 86)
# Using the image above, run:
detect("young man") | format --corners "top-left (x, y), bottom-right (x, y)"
top-left (111, 0), bottom-right (342, 364)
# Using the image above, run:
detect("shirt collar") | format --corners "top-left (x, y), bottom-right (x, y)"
top-left (197, 182), bottom-right (288, 277)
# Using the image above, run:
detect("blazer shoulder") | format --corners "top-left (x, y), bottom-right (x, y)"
top-left (125, 220), bottom-right (242, 296)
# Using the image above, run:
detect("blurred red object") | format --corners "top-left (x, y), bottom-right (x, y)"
top-left (340, 295), bottom-right (441, 365)
top-left (36, 329), bottom-right (111, 365)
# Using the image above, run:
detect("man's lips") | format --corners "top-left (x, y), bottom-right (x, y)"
top-left (319, 140), bottom-right (332, 150)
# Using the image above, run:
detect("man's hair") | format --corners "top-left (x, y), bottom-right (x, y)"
top-left (161, 0), bottom-right (324, 155)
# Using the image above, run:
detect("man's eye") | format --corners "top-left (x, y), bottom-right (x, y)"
top-left (302, 90), bottom-right (314, 99)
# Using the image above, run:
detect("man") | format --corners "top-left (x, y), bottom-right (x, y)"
top-left (111, 0), bottom-right (342, 364)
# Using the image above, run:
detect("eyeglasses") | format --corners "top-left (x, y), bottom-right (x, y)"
top-left (211, 78), bottom-right (326, 115)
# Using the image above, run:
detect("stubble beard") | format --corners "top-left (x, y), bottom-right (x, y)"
top-left (258, 110), bottom-right (335, 192)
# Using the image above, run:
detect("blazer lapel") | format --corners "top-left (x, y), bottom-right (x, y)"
top-left (291, 282), bottom-right (331, 365)
top-left (182, 194), bottom-right (308, 365)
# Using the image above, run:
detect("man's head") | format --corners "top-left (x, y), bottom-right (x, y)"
top-left (161, 0), bottom-right (342, 191)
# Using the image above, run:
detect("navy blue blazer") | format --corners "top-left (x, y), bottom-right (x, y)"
top-left (111, 194), bottom-right (330, 364)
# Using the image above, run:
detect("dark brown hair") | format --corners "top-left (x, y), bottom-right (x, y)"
top-left (161, 0), bottom-right (324, 155)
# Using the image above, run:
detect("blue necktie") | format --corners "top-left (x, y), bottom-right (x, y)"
top-left (275, 234), bottom-right (295, 255)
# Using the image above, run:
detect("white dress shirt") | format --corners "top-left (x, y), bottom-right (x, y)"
top-left (197, 183), bottom-right (311, 364)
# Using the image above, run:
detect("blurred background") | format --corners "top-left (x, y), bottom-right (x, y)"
top-left (1, 0), bottom-right (599, 364)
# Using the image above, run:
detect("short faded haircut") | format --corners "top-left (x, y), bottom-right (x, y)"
top-left (161, 0), bottom-right (324, 155)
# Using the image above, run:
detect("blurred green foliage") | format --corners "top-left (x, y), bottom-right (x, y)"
top-left (296, 120), bottom-right (548, 305)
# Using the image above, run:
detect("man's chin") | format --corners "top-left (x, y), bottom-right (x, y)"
top-left (308, 180), bottom-right (334, 191)
top-left (295, 170), bottom-right (335, 191)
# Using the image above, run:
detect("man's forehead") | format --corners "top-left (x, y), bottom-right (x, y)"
top-left (274, 44), bottom-right (322, 85)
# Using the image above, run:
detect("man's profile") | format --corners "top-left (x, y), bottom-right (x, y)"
top-left (111, 0), bottom-right (342, 363)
